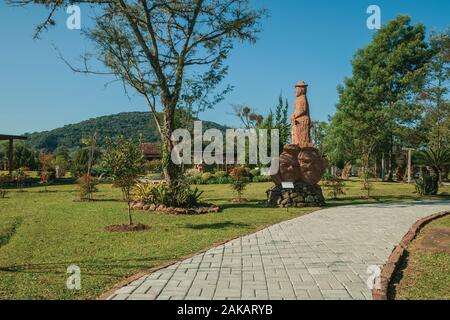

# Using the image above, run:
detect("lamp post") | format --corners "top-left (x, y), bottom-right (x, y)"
top-left (402, 148), bottom-right (415, 184)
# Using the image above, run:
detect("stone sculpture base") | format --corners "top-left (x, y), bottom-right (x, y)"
top-left (266, 183), bottom-right (325, 208)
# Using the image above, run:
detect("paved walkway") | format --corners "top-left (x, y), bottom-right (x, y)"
top-left (107, 201), bottom-right (449, 300)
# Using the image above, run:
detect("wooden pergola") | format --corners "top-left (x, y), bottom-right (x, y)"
top-left (0, 134), bottom-right (28, 174)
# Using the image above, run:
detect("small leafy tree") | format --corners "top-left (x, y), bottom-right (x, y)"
top-left (76, 173), bottom-right (98, 201)
top-left (274, 94), bottom-right (290, 149)
top-left (39, 153), bottom-right (54, 192)
top-left (361, 167), bottom-right (374, 199)
top-left (12, 168), bottom-right (28, 192)
top-left (102, 137), bottom-right (145, 225)
top-left (229, 166), bottom-right (250, 202)
top-left (53, 146), bottom-right (71, 179)
top-left (415, 148), bottom-right (450, 184)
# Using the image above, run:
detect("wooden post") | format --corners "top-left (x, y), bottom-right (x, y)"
top-left (8, 138), bottom-right (13, 175)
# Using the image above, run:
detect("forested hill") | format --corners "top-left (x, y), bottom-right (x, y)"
top-left (24, 112), bottom-right (228, 151)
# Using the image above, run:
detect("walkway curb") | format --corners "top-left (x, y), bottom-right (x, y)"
top-left (372, 210), bottom-right (450, 300)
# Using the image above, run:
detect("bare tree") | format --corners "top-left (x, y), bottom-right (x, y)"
top-left (9, 0), bottom-right (265, 183)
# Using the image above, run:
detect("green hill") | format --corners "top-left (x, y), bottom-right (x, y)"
top-left (24, 112), bottom-right (228, 151)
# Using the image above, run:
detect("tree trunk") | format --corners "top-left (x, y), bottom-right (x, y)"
top-left (384, 135), bottom-right (394, 182)
top-left (442, 165), bottom-right (449, 182)
top-left (128, 200), bottom-right (133, 226)
top-left (341, 162), bottom-right (352, 180)
top-left (161, 102), bottom-right (181, 183)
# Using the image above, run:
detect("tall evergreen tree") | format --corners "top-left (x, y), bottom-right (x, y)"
top-left (326, 16), bottom-right (431, 184)
top-left (417, 29), bottom-right (450, 150)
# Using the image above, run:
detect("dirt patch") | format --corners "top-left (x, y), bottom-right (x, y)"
top-left (414, 227), bottom-right (450, 254)
top-left (105, 223), bottom-right (151, 233)
top-left (373, 211), bottom-right (449, 300)
top-left (231, 198), bottom-right (248, 203)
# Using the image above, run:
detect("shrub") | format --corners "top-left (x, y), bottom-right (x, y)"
top-left (415, 169), bottom-right (439, 196)
top-left (240, 166), bottom-right (252, 177)
top-left (133, 179), bottom-right (203, 208)
top-left (133, 181), bottom-right (157, 204)
top-left (201, 172), bottom-right (212, 183)
top-left (184, 168), bottom-right (202, 183)
top-left (145, 159), bottom-right (162, 173)
top-left (213, 171), bottom-right (227, 179)
top-left (415, 148), bottom-right (450, 185)
top-left (12, 168), bottom-right (28, 191)
top-left (169, 179), bottom-right (203, 207)
top-left (249, 168), bottom-right (260, 177)
top-left (252, 175), bottom-right (271, 183)
top-left (215, 176), bottom-right (232, 184)
top-left (76, 173), bottom-right (98, 201)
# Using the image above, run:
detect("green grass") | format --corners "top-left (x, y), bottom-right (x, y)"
top-left (390, 215), bottom-right (450, 300)
top-left (0, 180), bottom-right (449, 300)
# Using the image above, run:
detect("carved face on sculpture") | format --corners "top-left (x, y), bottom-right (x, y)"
top-left (278, 145), bottom-right (301, 182)
top-left (297, 147), bottom-right (328, 185)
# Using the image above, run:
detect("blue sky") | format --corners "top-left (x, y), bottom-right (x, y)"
top-left (1, 0), bottom-right (449, 135)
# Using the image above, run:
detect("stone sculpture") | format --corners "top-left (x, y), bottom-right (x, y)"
top-left (268, 81), bottom-right (328, 207)
top-left (291, 81), bottom-right (314, 148)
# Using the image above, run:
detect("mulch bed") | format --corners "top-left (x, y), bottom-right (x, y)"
top-left (372, 210), bottom-right (450, 300)
top-left (131, 202), bottom-right (220, 215)
top-left (231, 198), bottom-right (249, 203)
top-left (105, 223), bottom-right (151, 233)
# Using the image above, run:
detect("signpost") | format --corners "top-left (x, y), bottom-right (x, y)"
top-left (281, 181), bottom-right (294, 189)
top-left (281, 182), bottom-right (294, 212)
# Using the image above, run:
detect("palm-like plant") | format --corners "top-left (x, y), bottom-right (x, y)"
top-left (415, 148), bottom-right (450, 181)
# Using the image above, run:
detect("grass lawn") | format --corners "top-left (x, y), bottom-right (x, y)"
top-left (389, 215), bottom-right (450, 300)
top-left (0, 179), bottom-right (449, 300)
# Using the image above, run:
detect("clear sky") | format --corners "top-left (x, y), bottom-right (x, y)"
top-left (1, 0), bottom-right (449, 135)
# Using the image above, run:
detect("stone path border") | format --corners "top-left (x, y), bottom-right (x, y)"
top-left (372, 210), bottom-right (450, 300)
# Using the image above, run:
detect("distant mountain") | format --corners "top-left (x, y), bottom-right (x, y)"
top-left (24, 112), bottom-right (228, 151)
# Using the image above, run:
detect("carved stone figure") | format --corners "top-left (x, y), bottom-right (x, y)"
top-left (268, 81), bottom-right (328, 207)
top-left (270, 144), bottom-right (302, 186)
top-left (297, 147), bottom-right (328, 185)
top-left (291, 81), bottom-right (313, 148)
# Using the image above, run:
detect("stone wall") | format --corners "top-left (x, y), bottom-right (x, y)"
top-left (266, 182), bottom-right (325, 208)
